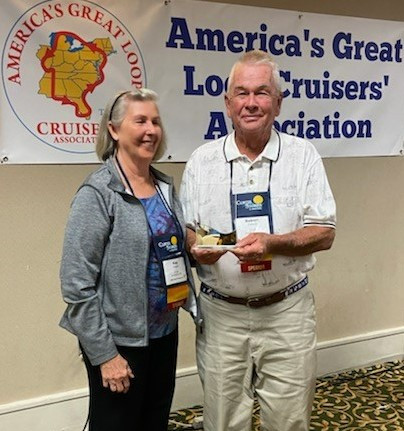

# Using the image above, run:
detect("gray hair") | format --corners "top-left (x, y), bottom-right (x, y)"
top-left (96, 88), bottom-right (167, 161)
top-left (227, 50), bottom-right (282, 96)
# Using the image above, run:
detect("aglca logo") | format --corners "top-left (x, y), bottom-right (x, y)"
top-left (2, 0), bottom-right (146, 153)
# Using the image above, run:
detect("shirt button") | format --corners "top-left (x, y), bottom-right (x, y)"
top-left (249, 179), bottom-right (254, 185)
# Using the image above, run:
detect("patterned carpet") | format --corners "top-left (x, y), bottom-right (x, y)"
top-left (168, 360), bottom-right (404, 430)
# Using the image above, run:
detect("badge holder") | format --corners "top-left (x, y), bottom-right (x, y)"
top-left (153, 233), bottom-right (189, 310)
top-left (234, 192), bottom-right (273, 273)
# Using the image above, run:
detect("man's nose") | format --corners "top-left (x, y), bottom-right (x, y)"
top-left (245, 93), bottom-right (258, 108)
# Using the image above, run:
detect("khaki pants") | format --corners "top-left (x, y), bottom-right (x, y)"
top-left (197, 287), bottom-right (317, 431)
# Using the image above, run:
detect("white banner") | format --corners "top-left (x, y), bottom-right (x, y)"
top-left (1, 0), bottom-right (404, 163)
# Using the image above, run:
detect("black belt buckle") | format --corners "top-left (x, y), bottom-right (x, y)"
top-left (246, 296), bottom-right (262, 308)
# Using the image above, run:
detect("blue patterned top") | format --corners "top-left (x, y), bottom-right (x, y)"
top-left (139, 192), bottom-right (178, 339)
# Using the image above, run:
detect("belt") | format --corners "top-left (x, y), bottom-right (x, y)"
top-left (201, 276), bottom-right (308, 308)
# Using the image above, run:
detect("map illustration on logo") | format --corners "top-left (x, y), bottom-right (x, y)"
top-left (37, 32), bottom-right (114, 119)
top-left (2, 1), bottom-right (146, 158)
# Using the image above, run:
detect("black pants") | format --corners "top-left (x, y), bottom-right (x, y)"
top-left (82, 328), bottom-right (178, 431)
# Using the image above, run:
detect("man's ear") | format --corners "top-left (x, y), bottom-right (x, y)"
top-left (275, 93), bottom-right (283, 116)
top-left (224, 93), bottom-right (231, 118)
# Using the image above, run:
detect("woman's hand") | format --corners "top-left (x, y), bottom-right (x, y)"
top-left (186, 227), bottom-right (226, 265)
top-left (100, 354), bottom-right (134, 394)
top-left (190, 244), bottom-right (227, 265)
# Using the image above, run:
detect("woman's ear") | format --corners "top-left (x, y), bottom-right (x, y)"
top-left (107, 121), bottom-right (119, 142)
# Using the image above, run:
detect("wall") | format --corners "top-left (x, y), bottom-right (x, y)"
top-left (0, 0), bottom-right (403, 427)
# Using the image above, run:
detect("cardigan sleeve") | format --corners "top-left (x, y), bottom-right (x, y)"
top-left (59, 185), bottom-right (118, 366)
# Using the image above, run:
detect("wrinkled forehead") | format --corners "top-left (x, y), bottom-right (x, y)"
top-left (229, 62), bottom-right (275, 91)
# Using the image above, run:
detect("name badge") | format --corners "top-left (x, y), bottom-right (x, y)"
top-left (162, 256), bottom-right (187, 286)
top-left (234, 192), bottom-right (272, 273)
top-left (236, 192), bottom-right (270, 218)
top-left (240, 259), bottom-right (272, 273)
top-left (235, 192), bottom-right (271, 239)
top-left (235, 216), bottom-right (270, 241)
top-left (166, 283), bottom-right (189, 310)
top-left (152, 232), bottom-right (189, 309)
top-left (155, 234), bottom-right (182, 259)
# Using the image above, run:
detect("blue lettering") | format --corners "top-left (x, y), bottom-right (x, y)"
top-left (369, 81), bottom-right (382, 100)
top-left (196, 28), bottom-right (225, 51)
top-left (184, 67), bottom-right (228, 97)
top-left (268, 34), bottom-right (284, 55)
top-left (204, 112), bottom-right (228, 139)
top-left (166, 17), bottom-right (195, 49)
top-left (356, 120), bottom-right (372, 137)
top-left (305, 120), bottom-right (321, 139)
top-left (279, 119), bottom-right (295, 135)
top-left (184, 66), bottom-right (203, 95)
top-left (275, 113), bottom-right (372, 139)
top-left (394, 40), bottom-right (403, 62)
top-left (165, 20), bottom-right (309, 56)
top-left (245, 32), bottom-right (258, 51)
top-left (227, 31), bottom-right (244, 53)
top-left (310, 38), bottom-right (324, 58)
top-left (279, 70), bottom-right (290, 98)
top-left (333, 32), bottom-right (402, 62)
top-left (345, 81), bottom-right (359, 100)
top-left (333, 32), bottom-right (351, 59)
top-left (205, 75), bottom-right (224, 96)
top-left (284, 35), bottom-right (302, 57)
top-left (341, 120), bottom-right (356, 138)
top-left (364, 41), bottom-right (378, 61)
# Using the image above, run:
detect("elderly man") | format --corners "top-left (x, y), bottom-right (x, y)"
top-left (180, 50), bottom-right (336, 431)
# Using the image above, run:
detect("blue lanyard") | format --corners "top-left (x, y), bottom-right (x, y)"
top-left (154, 183), bottom-right (184, 244)
top-left (223, 132), bottom-right (281, 233)
top-left (114, 156), bottom-right (184, 243)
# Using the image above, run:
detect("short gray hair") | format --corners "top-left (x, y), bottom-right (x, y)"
top-left (96, 88), bottom-right (167, 161)
top-left (227, 50), bottom-right (282, 95)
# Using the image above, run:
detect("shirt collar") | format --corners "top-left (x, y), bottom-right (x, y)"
top-left (224, 129), bottom-right (280, 162)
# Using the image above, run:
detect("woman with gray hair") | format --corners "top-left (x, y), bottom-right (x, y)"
top-left (59, 89), bottom-right (197, 430)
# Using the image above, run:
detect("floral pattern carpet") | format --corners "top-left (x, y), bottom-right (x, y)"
top-left (168, 360), bottom-right (404, 430)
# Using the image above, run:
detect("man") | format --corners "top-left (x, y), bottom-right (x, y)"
top-left (180, 50), bottom-right (336, 431)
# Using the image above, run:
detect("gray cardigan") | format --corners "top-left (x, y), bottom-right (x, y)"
top-left (59, 158), bottom-right (198, 366)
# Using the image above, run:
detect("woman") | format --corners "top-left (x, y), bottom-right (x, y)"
top-left (59, 89), bottom-right (197, 430)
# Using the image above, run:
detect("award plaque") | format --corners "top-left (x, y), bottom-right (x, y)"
top-left (196, 224), bottom-right (237, 249)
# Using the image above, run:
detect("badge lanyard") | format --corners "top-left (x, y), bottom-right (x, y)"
top-left (223, 132), bottom-right (281, 235)
top-left (114, 156), bottom-right (184, 243)
top-left (143, 190), bottom-right (189, 309)
top-left (115, 156), bottom-right (189, 309)
top-left (223, 132), bottom-right (281, 272)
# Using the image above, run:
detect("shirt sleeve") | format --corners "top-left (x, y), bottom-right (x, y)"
top-left (301, 157), bottom-right (337, 229)
top-left (180, 154), bottom-right (198, 230)
top-left (60, 185), bottom-right (118, 365)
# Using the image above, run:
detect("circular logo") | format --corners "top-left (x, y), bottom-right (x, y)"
top-left (253, 194), bottom-right (264, 204)
top-left (2, 0), bottom-right (146, 154)
top-left (171, 236), bottom-right (178, 246)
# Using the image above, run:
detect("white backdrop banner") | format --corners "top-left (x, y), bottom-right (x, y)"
top-left (1, 0), bottom-right (404, 163)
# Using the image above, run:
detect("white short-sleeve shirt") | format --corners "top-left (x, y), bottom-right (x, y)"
top-left (180, 130), bottom-right (336, 297)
